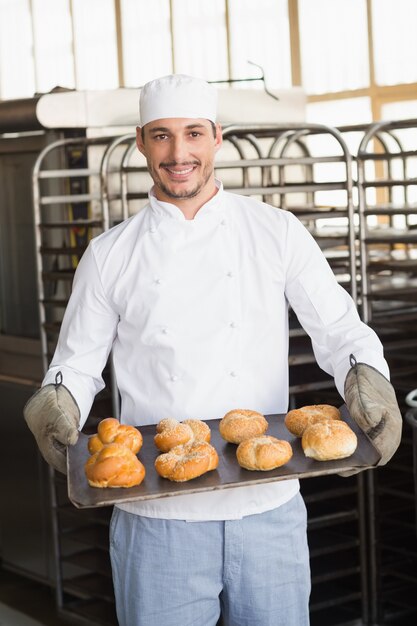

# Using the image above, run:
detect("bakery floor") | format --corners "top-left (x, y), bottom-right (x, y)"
top-left (0, 568), bottom-right (78, 626)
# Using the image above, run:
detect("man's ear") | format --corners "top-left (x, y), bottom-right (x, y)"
top-left (214, 123), bottom-right (223, 153)
top-left (136, 126), bottom-right (145, 155)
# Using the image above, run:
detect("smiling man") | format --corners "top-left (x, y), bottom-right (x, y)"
top-left (24, 74), bottom-right (402, 626)
top-left (136, 76), bottom-right (222, 218)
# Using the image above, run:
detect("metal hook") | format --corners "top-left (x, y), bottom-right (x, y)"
top-left (209, 62), bottom-right (279, 101)
top-left (246, 61), bottom-right (279, 101)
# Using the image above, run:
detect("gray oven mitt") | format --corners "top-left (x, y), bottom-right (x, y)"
top-left (23, 372), bottom-right (80, 475)
top-left (342, 354), bottom-right (403, 476)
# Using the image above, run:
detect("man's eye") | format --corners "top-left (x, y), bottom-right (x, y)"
top-left (154, 134), bottom-right (168, 140)
top-left (190, 132), bottom-right (201, 138)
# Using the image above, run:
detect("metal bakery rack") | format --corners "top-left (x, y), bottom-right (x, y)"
top-left (32, 133), bottom-right (120, 626)
top-left (28, 119), bottom-right (417, 626)
top-left (355, 118), bottom-right (417, 626)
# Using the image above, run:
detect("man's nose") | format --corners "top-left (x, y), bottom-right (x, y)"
top-left (170, 136), bottom-right (188, 162)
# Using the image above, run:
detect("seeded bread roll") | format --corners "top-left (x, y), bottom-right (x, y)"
top-left (302, 420), bottom-right (357, 461)
top-left (87, 417), bottom-right (143, 455)
top-left (155, 440), bottom-right (219, 482)
top-left (182, 419), bottom-right (211, 443)
top-left (154, 418), bottom-right (194, 452)
top-left (285, 405), bottom-right (341, 437)
top-left (85, 442), bottom-right (146, 488)
top-left (154, 418), bottom-right (212, 451)
top-left (236, 436), bottom-right (293, 471)
top-left (219, 409), bottom-right (268, 444)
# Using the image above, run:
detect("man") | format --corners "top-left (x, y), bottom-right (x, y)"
top-left (24, 74), bottom-right (402, 626)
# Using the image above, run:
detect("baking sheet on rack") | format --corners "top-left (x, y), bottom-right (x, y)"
top-left (67, 405), bottom-right (381, 509)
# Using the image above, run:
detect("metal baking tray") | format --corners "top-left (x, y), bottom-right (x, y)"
top-left (67, 405), bottom-right (381, 509)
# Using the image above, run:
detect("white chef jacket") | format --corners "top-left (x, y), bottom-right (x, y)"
top-left (43, 180), bottom-right (389, 521)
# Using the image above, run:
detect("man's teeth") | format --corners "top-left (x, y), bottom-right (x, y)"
top-left (166, 167), bottom-right (193, 175)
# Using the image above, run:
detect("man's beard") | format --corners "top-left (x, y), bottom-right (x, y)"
top-left (150, 161), bottom-right (213, 200)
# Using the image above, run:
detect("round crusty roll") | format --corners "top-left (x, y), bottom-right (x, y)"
top-left (155, 441), bottom-right (219, 482)
top-left (87, 417), bottom-right (143, 455)
top-left (154, 418), bottom-right (194, 452)
top-left (182, 419), bottom-right (211, 443)
top-left (85, 443), bottom-right (146, 488)
top-left (219, 409), bottom-right (268, 444)
top-left (285, 404), bottom-right (341, 437)
top-left (236, 436), bottom-right (293, 471)
top-left (302, 420), bottom-right (358, 461)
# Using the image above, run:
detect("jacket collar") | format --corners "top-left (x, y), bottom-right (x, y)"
top-left (149, 179), bottom-right (224, 221)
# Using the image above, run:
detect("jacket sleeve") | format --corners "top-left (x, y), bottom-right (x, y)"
top-left (42, 243), bottom-right (119, 427)
top-left (284, 212), bottom-right (389, 399)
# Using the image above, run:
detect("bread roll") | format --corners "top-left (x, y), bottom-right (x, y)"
top-left (113, 425), bottom-right (143, 454)
top-left (236, 436), bottom-right (293, 471)
top-left (219, 409), bottom-right (268, 444)
top-left (85, 443), bottom-right (146, 488)
top-left (154, 418), bottom-right (211, 451)
top-left (285, 405), bottom-right (341, 437)
top-left (87, 417), bottom-right (143, 455)
top-left (154, 418), bottom-right (194, 452)
top-left (302, 420), bottom-right (357, 461)
top-left (97, 417), bottom-right (120, 443)
top-left (87, 434), bottom-right (104, 455)
top-left (155, 441), bottom-right (219, 482)
top-left (182, 419), bottom-right (211, 443)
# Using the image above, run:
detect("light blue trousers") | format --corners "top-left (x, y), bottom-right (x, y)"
top-left (110, 493), bottom-right (311, 626)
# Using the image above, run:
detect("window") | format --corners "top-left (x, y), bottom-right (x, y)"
top-left (381, 100), bottom-right (417, 122)
top-left (298, 0), bottom-right (369, 94)
top-left (0, 0), bottom-right (35, 98)
top-left (32, 0), bottom-right (74, 93)
top-left (121, 0), bottom-right (172, 87)
top-left (171, 0), bottom-right (228, 81)
top-left (228, 0), bottom-right (291, 89)
top-left (0, 0), bottom-right (416, 128)
top-left (372, 0), bottom-right (417, 86)
top-left (72, 0), bottom-right (118, 90)
top-left (307, 97), bottom-right (372, 127)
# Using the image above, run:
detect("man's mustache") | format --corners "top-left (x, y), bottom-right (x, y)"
top-left (159, 160), bottom-right (200, 168)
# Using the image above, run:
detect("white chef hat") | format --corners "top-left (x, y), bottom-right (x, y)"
top-left (139, 74), bottom-right (217, 126)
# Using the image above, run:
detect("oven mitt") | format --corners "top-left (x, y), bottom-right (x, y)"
top-left (341, 354), bottom-right (403, 476)
top-left (23, 372), bottom-right (80, 474)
